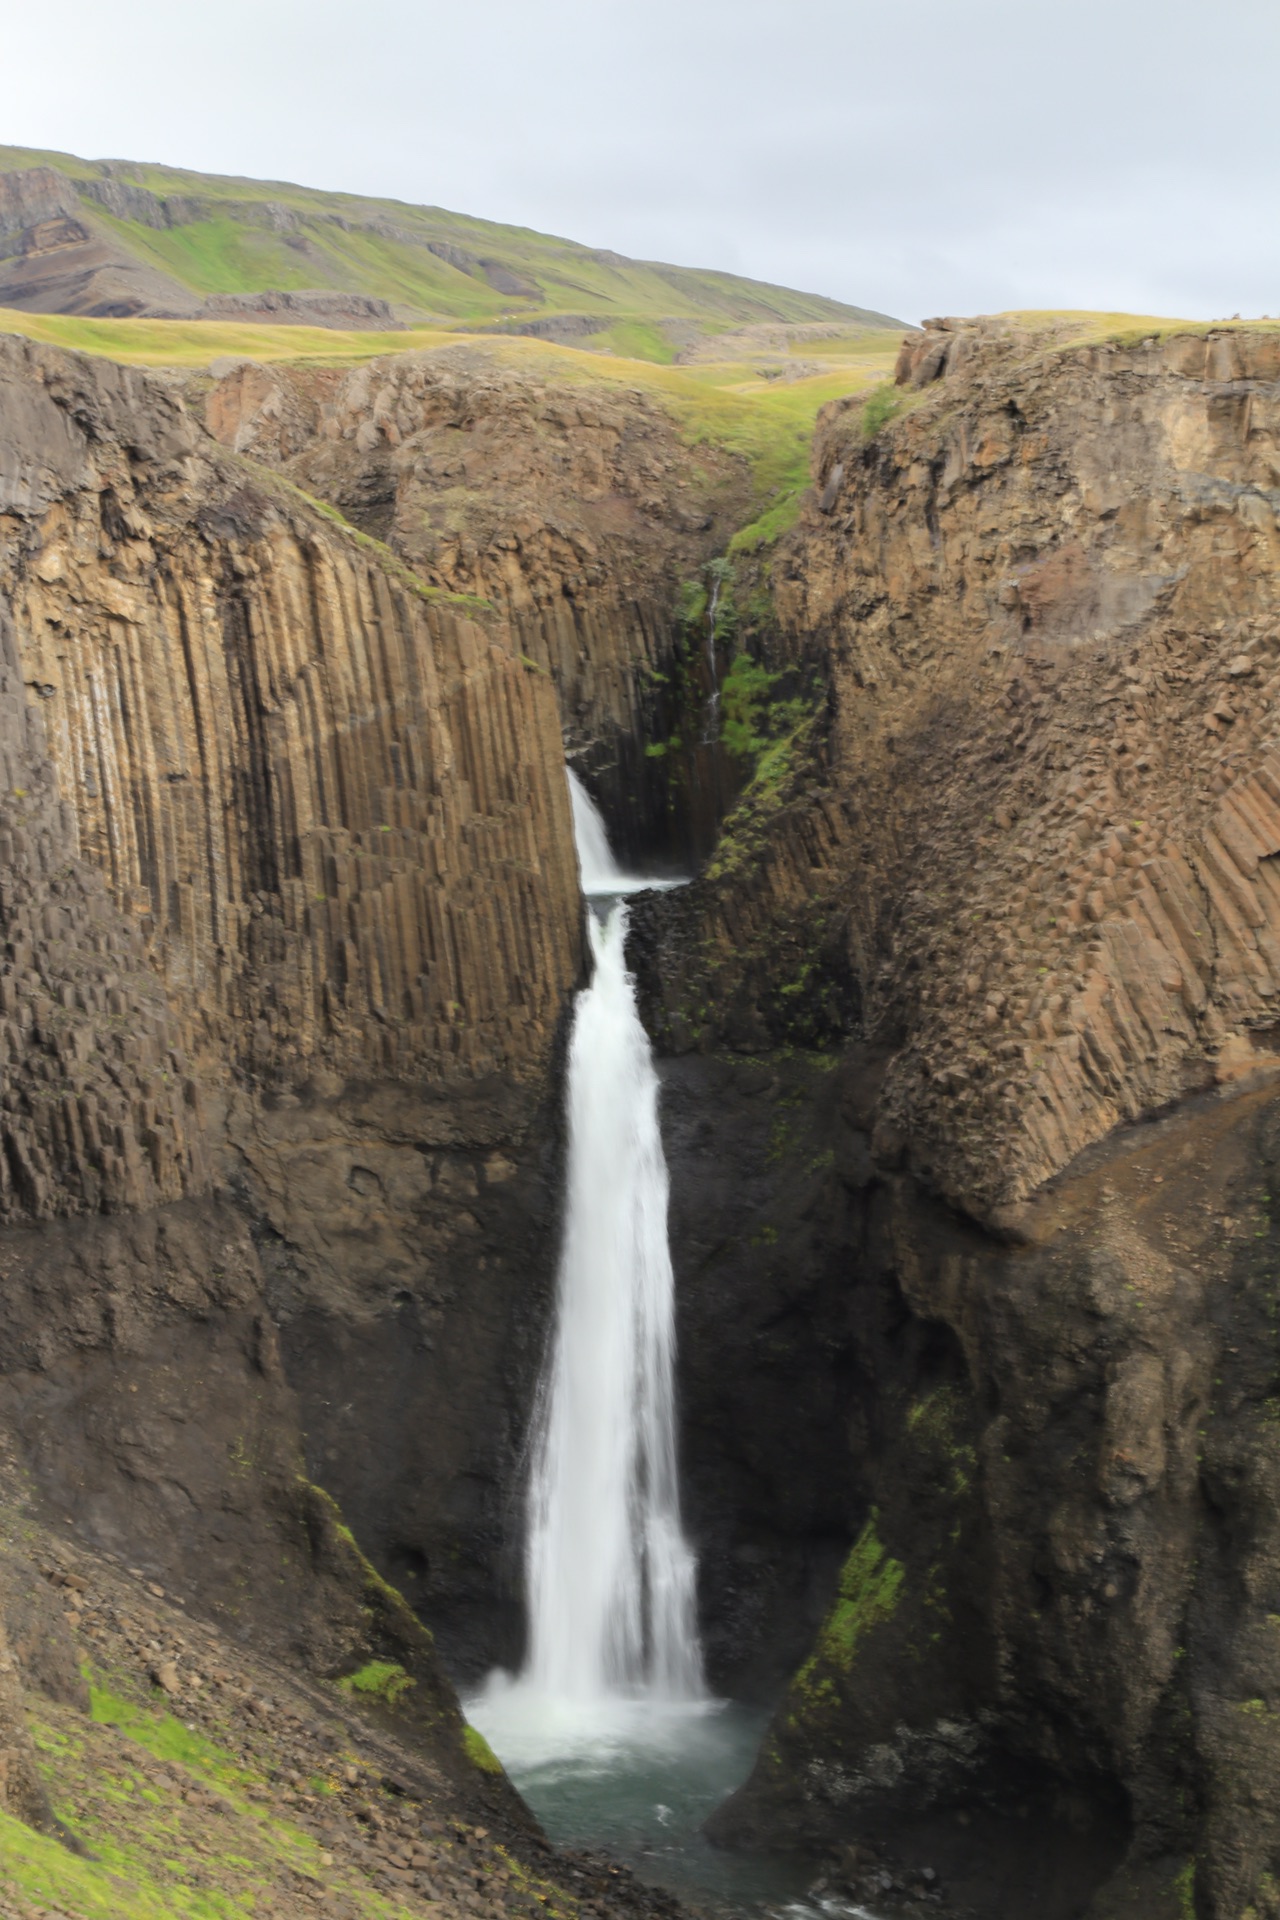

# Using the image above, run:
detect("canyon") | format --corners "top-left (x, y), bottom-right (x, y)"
top-left (1, 301), bottom-right (1280, 1920)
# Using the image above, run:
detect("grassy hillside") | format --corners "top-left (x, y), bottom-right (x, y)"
top-left (0, 143), bottom-right (904, 341)
top-left (0, 304), bottom-right (905, 523)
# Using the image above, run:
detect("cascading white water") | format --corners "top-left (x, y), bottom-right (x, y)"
top-left (469, 770), bottom-right (704, 1761)
top-left (525, 898), bottom-right (702, 1701)
top-left (567, 770), bottom-right (628, 895)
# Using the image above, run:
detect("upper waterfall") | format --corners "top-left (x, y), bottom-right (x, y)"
top-left (566, 769), bottom-right (683, 898)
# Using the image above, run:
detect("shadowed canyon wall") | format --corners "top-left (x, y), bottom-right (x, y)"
top-left (632, 319), bottom-right (1280, 1920)
top-left (0, 330), bottom-right (584, 1759)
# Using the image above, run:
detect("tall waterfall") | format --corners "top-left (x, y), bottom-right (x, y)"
top-left (469, 771), bottom-right (704, 1756)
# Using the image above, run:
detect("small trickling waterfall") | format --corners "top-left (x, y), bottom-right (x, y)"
top-left (703, 575), bottom-right (722, 743)
top-left (470, 770), bottom-right (703, 1754)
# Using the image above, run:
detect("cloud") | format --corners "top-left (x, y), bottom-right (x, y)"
top-left (3, 0), bottom-right (1276, 321)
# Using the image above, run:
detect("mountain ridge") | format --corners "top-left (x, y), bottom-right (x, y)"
top-left (0, 143), bottom-right (905, 346)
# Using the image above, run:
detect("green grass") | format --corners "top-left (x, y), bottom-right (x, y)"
top-left (0, 303), bottom-right (900, 544)
top-left (0, 141), bottom-right (902, 332)
top-left (590, 320), bottom-right (677, 364)
top-left (92, 208), bottom-right (325, 298)
top-left (0, 1805), bottom-right (243, 1920)
top-left (0, 307), bottom-right (456, 366)
top-left (861, 380), bottom-right (902, 438)
top-left (787, 327), bottom-right (906, 358)
top-left (87, 1684), bottom-right (250, 1790)
top-left (1007, 307), bottom-right (1265, 343)
top-left (8, 1678), bottom-right (423, 1920)
top-left (727, 485), bottom-right (805, 553)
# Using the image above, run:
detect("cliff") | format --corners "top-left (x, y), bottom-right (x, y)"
top-left (198, 347), bottom-right (757, 863)
top-left (641, 319), bottom-right (1280, 1218)
top-left (15, 302), bottom-right (1280, 1920)
top-left (633, 318), bottom-right (1280, 1920)
top-left (0, 327), bottom-right (600, 1893)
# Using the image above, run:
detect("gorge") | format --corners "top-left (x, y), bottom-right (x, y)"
top-left (2, 282), bottom-right (1280, 1920)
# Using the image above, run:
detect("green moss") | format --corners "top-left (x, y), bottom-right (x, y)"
top-left (88, 1686), bottom-right (249, 1789)
top-left (906, 1386), bottom-right (979, 1498)
top-left (676, 578), bottom-right (709, 628)
top-left (248, 467), bottom-right (492, 616)
top-left (1175, 1859), bottom-right (1197, 1920)
top-left (727, 486), bottom-right (804, 554)
top-left (0, 1806), bottom-right (229, 1919)
top-left (463, 1725), bottom-right (504, 1775)
top-left (791, 1517), bottom-right (904, 1711)
top-left (746, 499), bottom-right (795, 552)
top-left (298, 1477), bottom-right (434, 1636)
top-left (719, 652), bottom-right (782, 759)
top-left (25, 1682), bottom-right (418, 1920)
top-left (337, 1660), bottom-right (416, 1708)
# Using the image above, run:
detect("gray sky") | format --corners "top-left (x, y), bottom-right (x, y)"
top-left (3, 0), bottom-right (1276, 323)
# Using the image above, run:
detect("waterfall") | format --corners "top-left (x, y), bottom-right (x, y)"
top-left (703, 575), bottom-right (722, 743)
top-left (567, 769), bottom-right (630, 895)
top-left (470, 771), bottom-right (704, 1757)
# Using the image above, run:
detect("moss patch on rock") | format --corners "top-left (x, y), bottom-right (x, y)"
top-left (463, 1725), bottom-right (504, 1776)
top-left (337, 1660), bottom-right (416, 1709)
top-left (781, 1517), bottom-right (906, 1737)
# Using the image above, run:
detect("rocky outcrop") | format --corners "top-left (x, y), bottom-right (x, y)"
top-left (200, 348), bottom-right (756, 864)
top-left (0, 166), bottom-right (200, 319)
top-left (1, 333), bottom-right (580, 1116)
top-left (201, 289), bottom-right (402, 329)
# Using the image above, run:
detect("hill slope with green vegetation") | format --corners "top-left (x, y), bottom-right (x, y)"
top-left (0, 142), bottom-right (904, 345)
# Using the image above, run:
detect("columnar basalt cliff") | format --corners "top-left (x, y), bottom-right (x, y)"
top-left (18, 304), bottom-right (1280, 1920)
top-left (642, 322), bottom-right (1280, 1215)
top-left (200, 349), bottom-right (756, 864)
top-left (0, 328), bottom-right (592, 1840)
top-left (629, 320), bottom-right (1280, 1919)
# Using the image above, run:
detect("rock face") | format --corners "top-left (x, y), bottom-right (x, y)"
top-left (633, 320), bottom-right (1280, 1918)
top-left (644, 322), bottom-right (1280, 1216)
top-left (4, 338), bottom-right (580, 1102)
top-left (19, 301), bottom-right (1280, 1920)
top-left (0, 329), bottom-right (585, 1802)
top-left (0, 165), bottom-right (200, 320)
top-left (200, 349), bottom-right (755, 865)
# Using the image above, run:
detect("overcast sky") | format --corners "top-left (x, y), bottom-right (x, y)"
top-left (3, 0), bottom-right (1276, 324)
